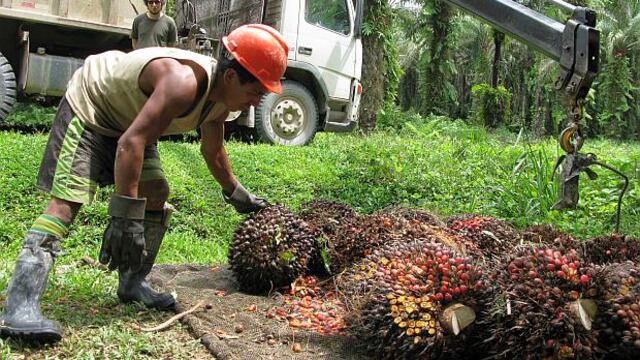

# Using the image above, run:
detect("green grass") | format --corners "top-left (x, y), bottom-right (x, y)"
top-left (0, 109), bottom-right (639, 358)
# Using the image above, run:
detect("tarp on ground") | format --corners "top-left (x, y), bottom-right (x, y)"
top-left (148, 265), bottom-right (370, 360)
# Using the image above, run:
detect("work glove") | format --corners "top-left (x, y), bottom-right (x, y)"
top-left (99, 193), bottom-right (147, 272)
top-left (223, 183), bottom-right (269, 214)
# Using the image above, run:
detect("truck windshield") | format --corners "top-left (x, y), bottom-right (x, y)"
top-left (305, 0), bottom-right (351, 35)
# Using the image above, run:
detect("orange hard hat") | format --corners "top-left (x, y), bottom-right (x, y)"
top-left (222, 24), bottom-right (289, 94)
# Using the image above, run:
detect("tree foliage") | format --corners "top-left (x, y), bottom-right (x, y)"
top-left (471, 83), bottom-right (512, 129)
top-left (393, 0), bottom-right (640, 140)
top-left (359, 0), bottom-right (402, 131)
top-left (417, 0), bottom-right (456, 116)
top-left (592, 0), bottom-right (640, 139)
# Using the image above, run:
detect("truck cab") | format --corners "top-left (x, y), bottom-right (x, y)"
top-left (0, 0), bottom-right (136, 120)
top-left (0, 0), bottom-right (363, 147)
top-left (177, 0), bottom-right (364, 145)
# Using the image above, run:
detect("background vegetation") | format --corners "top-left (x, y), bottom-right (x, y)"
top-left (1, 107), bottom-right (638, 357)
top-left (163, 1), bottom-right (639, 137)
top-left (387, 0), bottom-right (640, 139)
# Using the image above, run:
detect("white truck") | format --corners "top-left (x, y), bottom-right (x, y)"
top-left (0, 0), bottom-right (137, 119)
top-left (0, 0), bottom-right (364, 146)
top-left (177, 0), bottom-right (364, 145)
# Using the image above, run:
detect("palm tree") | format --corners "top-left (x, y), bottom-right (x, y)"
top-left (450, 15), bottom-right (492, 118)
top-left (417, 0), bottom-right (455, 116)
top-left (530, 58), bottom-right (560, 136)
top-left (394, 4), bottom-right (422, 110)
top-left (359, 0), bottom-right (397, 131)
top-left (491, 30), bottom-right (505, 88)
top-left (593, 0), bottom-right (640, 139)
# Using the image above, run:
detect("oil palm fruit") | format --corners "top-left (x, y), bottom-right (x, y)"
top-left (476, 245), bottom-right (600, 359)
top-left (375, 206), bottom-right (445, 228)
top-left (228, 205), bottom-right (316, 294)
top-left (325, 214), bottom-right (405, 274)
top-left (591, 261), bottom-right (640, 359)
top-left (581, 234), bottom-right (640, 265)
top-left (521, 224), bottom-right (580, 250)
top-left (298, 200), bottom-right (359, 275)
top-left (446, 214), bottom-right (522, 258)
top-left (299, 199), bottom-right (358, 238)
top-left (341, 240), bottom-right (484, 359)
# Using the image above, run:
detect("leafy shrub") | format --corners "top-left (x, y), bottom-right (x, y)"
top-left (376, 104), bottom-right (425, 131)
top-left (471, 83), bottom-right (512, 129)
top-left (1, 102), bottom-right (56, 132)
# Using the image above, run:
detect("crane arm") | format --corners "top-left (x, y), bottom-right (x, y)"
top-left (445, 0), bottom-right (599, 107)
top-left (444, 0), bottom-right (628, 232)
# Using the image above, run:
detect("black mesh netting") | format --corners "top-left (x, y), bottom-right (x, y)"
top-left (148, 265), bottom-right (370, 360)
top-left (175, 0), bottom-right (265, 39)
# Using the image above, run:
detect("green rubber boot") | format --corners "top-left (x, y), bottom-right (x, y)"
top-left (0, 231), bottom-right (63, 343)
top-left (117, 204), bottom-right (175, 310)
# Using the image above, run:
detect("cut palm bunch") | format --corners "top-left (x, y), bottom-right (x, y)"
top-left (228, 205), bottom-right (316, 294)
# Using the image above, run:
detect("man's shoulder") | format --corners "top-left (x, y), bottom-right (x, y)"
top-left (161, 14), bottom-right (177, 26)
top-left (133, 12), bottom-right (148, 23)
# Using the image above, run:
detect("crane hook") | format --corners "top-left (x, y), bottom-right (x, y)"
top-left (558, 124), bottom-right (584, 154)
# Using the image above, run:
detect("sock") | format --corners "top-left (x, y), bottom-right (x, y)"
top-left (31, 214), bottom-right (69, 238)
top-left (145, 210), bottom-right (164, 224)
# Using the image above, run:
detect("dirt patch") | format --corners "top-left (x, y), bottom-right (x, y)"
top-left (148, 265), bottom-right (370, 360)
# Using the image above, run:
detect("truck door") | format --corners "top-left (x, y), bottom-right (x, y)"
top-left (295, 0), bottom-right (358, 100)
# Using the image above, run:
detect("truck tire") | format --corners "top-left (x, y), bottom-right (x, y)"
top-left (254, 80), bottom-right (318, 146)
top-left (0, 53), bottom-right (17, 121)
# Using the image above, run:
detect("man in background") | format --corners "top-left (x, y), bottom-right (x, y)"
top-left (131, 0), bottom-right (178, 49)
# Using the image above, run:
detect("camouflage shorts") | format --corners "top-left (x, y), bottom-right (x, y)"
top-left (37, 98), bottom-right (165, 204)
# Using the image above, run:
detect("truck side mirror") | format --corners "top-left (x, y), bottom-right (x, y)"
top-left (354, 0), bottom-right (364, 38)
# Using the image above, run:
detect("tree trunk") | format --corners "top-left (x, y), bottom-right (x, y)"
top-left (491, 30), bottom-right (504, 88)
top-left (544, 94), bottom-right (555, 136)
top-left (631, 53), bottom-right (640, 140)
top-left (399, 60), bottom-right (418, 111)
top-left (358, 0), bottom-right (388, 132)
top-left (418, 0), bottom-right (453, 116)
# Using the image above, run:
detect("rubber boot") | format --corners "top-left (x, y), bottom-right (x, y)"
top-left (0, 231), bottom-right (63, 343)
top-left (117, 204), bottom-right (175, 310)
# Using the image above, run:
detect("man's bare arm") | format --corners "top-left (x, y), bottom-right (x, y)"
top-left (200, 114), bottom-right (237, 194)
top-left (115, 59), bottom-right (201, 197)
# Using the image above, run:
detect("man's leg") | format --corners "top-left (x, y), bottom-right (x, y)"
top-left (116, 178), bottom-right (176, 310)
top-left (0, 197), bottom-right (82, 343)
top-left (1, 97), bottom-right (103, 343)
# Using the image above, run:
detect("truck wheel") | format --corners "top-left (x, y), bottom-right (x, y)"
top-left (254, 80), bottom-right (318, 146)
top-left (0, 53), bottom-right (16, 121)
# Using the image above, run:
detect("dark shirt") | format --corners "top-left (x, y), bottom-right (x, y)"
top-left (131, 13), bottom-right (178, 49)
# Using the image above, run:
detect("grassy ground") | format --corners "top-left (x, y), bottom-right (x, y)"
top-left (0, 109), bottom-right (638, 358)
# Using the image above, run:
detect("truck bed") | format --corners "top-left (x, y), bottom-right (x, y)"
top-left (0, 0), bottom-right (135, 35)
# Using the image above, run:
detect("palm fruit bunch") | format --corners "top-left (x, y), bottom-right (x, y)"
top-left (521, 224), bottom-right (580, 250)
top-left (298, 199), bottom-right (358, 238)
top-left (228, 205), bottom-right (316, 294)
top-left (377, 221), bottom-right (474, 258)
top-left (341, 240), bottom-right (484, 360)
top-left (298, 200), bottom-right (359, 275)
top-left (375, 206), bottom-right (445, 228)
top-left (477, 245), bottom-right (600, 359)
top-left (591, 261), bottom-right (640, 359)
top-left (446, 214), bottom-right (522, 258)
top-left (323, 213), bottom-right (407, 274)
top-left (580, 234), bottom-right (640, 264)
top-left (372, 207), bottom-right (472, 249)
